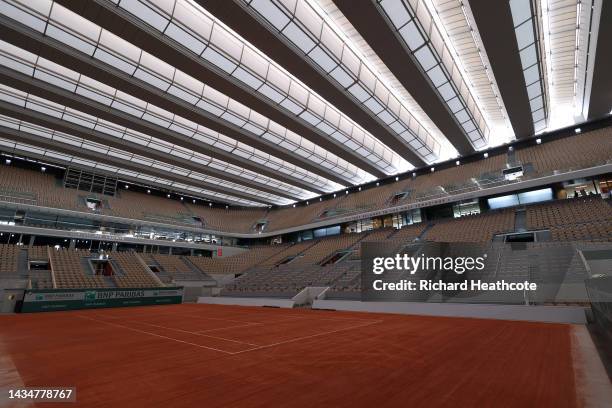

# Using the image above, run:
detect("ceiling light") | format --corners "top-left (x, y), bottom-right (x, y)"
top-left (376, 182), bottom-right (380, 186)
top-left (455, 160), bottom-right (460, 166)
top-left (574, 128), bottom-right (581, 134)
top-left (125, 184), bottom-right (129, 189)
top-left (146, 189), bottom-right (151, 194)
top-left (358, 186), bottom-right (362, 191)
top-left (483, 153), bottom-right (489, 158)
top-left (536, 138), bottom-right (542, 144)
top-left (167, 194), bottom-right (171, 198)
top-left (5, 159), bottom-right (10, 165)
top-left (41, 166), bottom-right (46, 172)
top-left (430, 167), bottom-right (435, 172)
top-left (508, 146), bottom-right (514, 152)
top-left (395, 176), bottom-right (399, 181)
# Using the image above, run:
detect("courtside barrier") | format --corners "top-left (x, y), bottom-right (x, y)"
top-left (20, 287), bottom-right (183, 312)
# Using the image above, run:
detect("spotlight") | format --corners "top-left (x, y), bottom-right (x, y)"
top-left (333, 193), bottom-right (336, 198)
top-left (455, 160), bottom-right (460, 166)
top-left (483, 153), bottom-right (489, 158)
top-left (167, 194), bottom-right (171, 198)
top-left (508, 146), bottom-right (514, 152)
top-left (574, 128), bottom-right (581, 134)
top-left (292, 204), bottom-right (296, 208)
top-left (358, 186), bottom-right (362, 191)
top-left (319, 197), bottom-right (322, 201)
top-left (125, 184), bottom-right (129, 189)
top-left (192, 199), bottom-right (196, 204)
top-left (345, 190), bottom-right (349, 194)
top-left (147, 189), bottom-right (151, 194)
top-left (209, 202), bottom-right (212, 207)
top-left (395, 176), bottom-right (399, 181)
top-left (412, 172), bottom-right (416, 178)
top-left (536, 138), bottom-right (542, 145)
top-left (376, 182), bottom-right (380, 186)
top-left (180, 197), bottom-right (184, 201)
top-left (306, 201), bottom-right (309, 205)
top-left (5, 159), bottom-right (10, 165)
top-left (41, 166), bottom-right (46, 172)
top-left (430, 167), bottom-right (435, 172)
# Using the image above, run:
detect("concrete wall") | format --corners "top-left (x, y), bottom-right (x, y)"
top-left (0, 288), bottom-right (25, 313)
top-left (292, 287), bottom-right (328, 305)
top-left (582, 249), bottom-right (612, 277)
top-left (312, 300), bottom-right (587, 324)
top-left (198, 296), bottom-right (294, 308)
top-left (208, 274), bottom-right (236, 286)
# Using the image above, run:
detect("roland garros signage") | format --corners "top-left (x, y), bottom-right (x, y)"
top-left (20, 287), bottom-right (183, 312)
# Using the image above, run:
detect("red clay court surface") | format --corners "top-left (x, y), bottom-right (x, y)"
top-left (0, 304), bottom-right (582, 407)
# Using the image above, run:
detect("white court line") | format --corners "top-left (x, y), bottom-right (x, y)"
top-left (84, 310), bottom-right (256, 325)
top-left (155, 312), bottom-right (261, 325)
top-left (75, 314), bottom-right (235, 354)
top-left (0, 340), bottom-right (34, 408)
top-left (229, 320), bottom-right (383, 355)
top-left (195, 322), bottom-right (262, 334)
top-left (122, 320), bottom-right (261, 347)
top-left (83, 312), bottom-right (260, 346)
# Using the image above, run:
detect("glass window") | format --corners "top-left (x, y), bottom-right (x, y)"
top-left (399, 21), bottom-right (424, 51)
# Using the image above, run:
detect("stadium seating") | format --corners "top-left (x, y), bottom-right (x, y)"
top-left (425, 210), bottom-right (515, 242)
top-left (27, 246), bottom-right (49, 262)
top-left (1, 128), bottom-right (610, 234)
top-left (1, 194), bottom-right (610, 293)
top-left (146, 253), bottom-right (213, 282)
top-left (526, 197), bottom-right (612, 241)
top-left (185, 205), bottom-right (268, 233)
top-left (110, 252), bottom-right (162, 288)
top-left (186, 245), bottom-right (288, 276)
top-left (49, 248), bottom-right (107, 289)
top-left (45, 248), bottom-right (163, 288)
top-left (516, 127), bottom-right (611, 175)
top-left (0, 243), bottom-right (19, 275)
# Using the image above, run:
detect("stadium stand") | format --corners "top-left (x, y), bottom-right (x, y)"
top-left (425, 210), bottom-right (515, 242)
top-left (27, 246), bottom-right (49, 262)
top-left (185, 205), bottom-right (268, 233)
top-left (1, 128), bottom-right (609, 234)
top-left (186, 245), bottom-right (288, 276)
top-left (144, 253), bottom-right (214, 282)
top-left (0, 194), bottom-right (610, 296)
top-left (0, 243), bottom-right (19, 276)
top-left (526, 197), bottom-right (612, 241)
top-left (516, 127), bottom-right (612, 174)
top-left (49, 248), bottom-right (107, 289)
top-left (110, 252), bottom-right (162, 288)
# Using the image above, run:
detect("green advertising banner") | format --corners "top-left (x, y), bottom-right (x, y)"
top-left (20, 287), bottom-right (183, 313)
